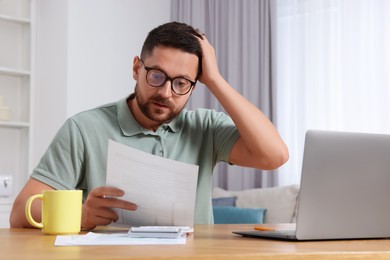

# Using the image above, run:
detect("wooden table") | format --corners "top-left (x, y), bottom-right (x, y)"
top-left (2, 224), bottom-right (390, 259)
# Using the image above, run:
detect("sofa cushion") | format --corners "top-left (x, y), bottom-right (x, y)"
top-left (212, 185), bottom-right (299, 223)
top-left (212, 196), bottom-right (237, 207)
top-left (213, 206), bottom-right (266, 224)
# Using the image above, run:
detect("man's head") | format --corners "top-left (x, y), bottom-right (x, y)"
top-left (131, 22), bottom-right (203, 130)
top-left (140, 22), bottom-right (203, 78)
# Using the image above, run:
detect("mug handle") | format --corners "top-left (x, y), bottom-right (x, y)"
top-left (25, 194), bottom-right (44, 228)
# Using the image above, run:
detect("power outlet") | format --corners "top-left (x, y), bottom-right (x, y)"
top-left (0, 175), bottom-right (13, 197)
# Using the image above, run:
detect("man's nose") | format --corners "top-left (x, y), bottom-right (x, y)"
top-left (157, 80), bottom-right (173, 98)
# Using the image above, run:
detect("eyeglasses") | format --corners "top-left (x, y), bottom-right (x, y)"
top-left (140, 59), bottom-right (196, 95)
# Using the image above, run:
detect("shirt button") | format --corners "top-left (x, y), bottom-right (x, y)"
top-left (155, 136), bottom-right (160, 141)
top-left (159, 151), bottom-right (163, 156)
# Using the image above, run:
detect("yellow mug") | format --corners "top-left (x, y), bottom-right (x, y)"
top-left (25, 190), bottom-right (82, 235)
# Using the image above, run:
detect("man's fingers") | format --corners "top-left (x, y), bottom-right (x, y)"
top-left (94, 206), bottom-right (119, 222)
top-left (91, 186), bottom-right (125, 198)
top-left (85, 187), bottom-right (138, 211)
top-left (81, 186), bottom-right (138, 230)
top-left (82, 212), bottom-right (116, 230)
top-left (101, 197), bottom-right (138, 211)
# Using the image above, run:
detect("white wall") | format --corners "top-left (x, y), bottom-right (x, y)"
top-left (34, 0), bottom-right (68, 169)
top-left (33, 0), bottom-right (171, 167)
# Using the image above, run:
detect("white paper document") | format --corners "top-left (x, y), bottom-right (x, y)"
top-left (55, 232), bottom-right (186, 246)
top-left (105, 140), bottom-right (199, 227)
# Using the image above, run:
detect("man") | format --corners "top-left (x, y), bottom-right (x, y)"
top-left (10, 22), bottom-right (288, 230)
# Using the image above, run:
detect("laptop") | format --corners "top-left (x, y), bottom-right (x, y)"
top-left (233, 130), bottom-right (390, 241)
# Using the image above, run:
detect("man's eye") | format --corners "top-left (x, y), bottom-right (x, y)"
top-left (150, 71), bottom-right (165, 82)
top-left (175, 79), bottom-right (189, 88)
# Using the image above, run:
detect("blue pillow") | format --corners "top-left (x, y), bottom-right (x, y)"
top-left (212, 196), bottom-right (237, 207)
top-left (213, 206), bottom-right (267, 224)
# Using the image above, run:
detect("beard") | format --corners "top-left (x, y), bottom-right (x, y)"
top-left (134, 84), bottom-right (188, 124)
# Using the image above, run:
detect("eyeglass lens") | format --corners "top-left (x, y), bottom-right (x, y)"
top-left (146, 69), bottom-right (193, 95)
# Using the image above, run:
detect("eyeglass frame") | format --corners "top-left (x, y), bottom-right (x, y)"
top-left (139, 59), bottom-right (197, 96)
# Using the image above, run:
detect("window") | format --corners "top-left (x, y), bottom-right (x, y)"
top-left (277, 0), bottom-right (390, 185)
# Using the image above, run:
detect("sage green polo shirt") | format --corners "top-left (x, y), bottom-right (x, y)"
top-left (31, 96), bottom-right (240, 224)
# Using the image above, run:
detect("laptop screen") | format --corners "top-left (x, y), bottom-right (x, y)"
top-left (295, 130), bottom-right (390, 240)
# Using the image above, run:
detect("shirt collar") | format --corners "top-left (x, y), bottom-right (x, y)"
top-left (117, 94), bottom-right (183, 136)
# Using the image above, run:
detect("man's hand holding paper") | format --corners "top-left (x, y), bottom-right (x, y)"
top-left (81, 186), bottom-right (138, 230)
top-left (105, 140), bottom-right (199, 227)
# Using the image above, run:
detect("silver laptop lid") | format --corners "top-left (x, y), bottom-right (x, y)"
top-left (296, 130), bottom-right (390, 240)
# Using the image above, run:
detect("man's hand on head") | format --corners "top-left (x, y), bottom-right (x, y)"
top-left (195, 34), bottom-right (225, 90)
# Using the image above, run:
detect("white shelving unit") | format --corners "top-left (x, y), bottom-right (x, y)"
top-left (0, 0), bottom-right (35, 227)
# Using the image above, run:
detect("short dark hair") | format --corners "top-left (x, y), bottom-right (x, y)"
top-left (140, 21), bottom-right (203, 78)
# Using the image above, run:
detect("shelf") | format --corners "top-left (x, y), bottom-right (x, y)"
top-left (0, 14), bottom-right (30, 24)
top-left (0, 197), bottom-right (14, 205)
top-left (0, 0), bottom-right (34, 228)
top-left (0, 67), bottom-right (30, 77)
top-left (0, 121), bottom-right (30, 128)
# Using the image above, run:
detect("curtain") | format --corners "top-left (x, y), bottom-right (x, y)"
top-left (276, 0), bottom-right (390, 185)
top-left (171, 0), bottom-right (279, 190)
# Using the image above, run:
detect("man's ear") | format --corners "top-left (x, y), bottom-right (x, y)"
top-left (132, 56), bottom-right (141, 80)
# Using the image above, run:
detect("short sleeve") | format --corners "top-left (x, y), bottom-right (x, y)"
top-left (212, 112), bottom-right (240, 162)
top-left (31, 118), bottom-right (85, 190)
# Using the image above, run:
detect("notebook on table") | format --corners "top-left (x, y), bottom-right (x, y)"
top-left (233, 130), bottom-right (390, 241)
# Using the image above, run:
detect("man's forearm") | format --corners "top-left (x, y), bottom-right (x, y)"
top-left (207, 75), bottom-right (289, 169)
top-left (196, 35), bottom-right (288, 169)
top-left (9, 178), bottom-right (51, 228)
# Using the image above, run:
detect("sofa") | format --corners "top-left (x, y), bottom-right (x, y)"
top-left (212, 185), bottom-right (300, 224)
